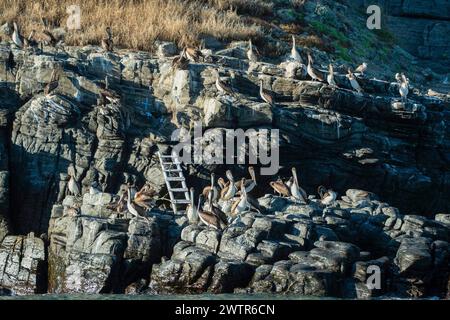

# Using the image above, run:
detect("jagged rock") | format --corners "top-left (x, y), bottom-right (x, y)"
top-left (435, 214), bottom-right (450, 227)
top-left (395, 237), bottom-right (432, 274)
top-left (149, 241), bottom-right (217, 294)
top-left (0, 234), bottom-right (46, 295)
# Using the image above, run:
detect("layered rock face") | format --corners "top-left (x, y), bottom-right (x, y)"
top-left (360, 0), bottom-right (450, 60)
top-left (148, 192), bottom-right (449, 298)
top-left (0, 41), bottom-right (448, 296)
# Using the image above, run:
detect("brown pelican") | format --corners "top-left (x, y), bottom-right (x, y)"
top-left (184, 46), bottom-right (203, 62)
top-left (24, 30), bottom-right (39, 50)
top-left (67, 173), bottom-right (81, 197)
top-left (101, 27), bottom-right (113, 52)
top-left (89, 181), bottom-right (101, 195)
top-left (346, 69), bottom-right (363, 93)
top-left (291, 35), bottom-right (303, 63)
top-left (99, 76), bottom-right (120, 105)
top-left (399, 73), bottom-right (409, 103)
top-left (247, 39), bottom-right (257, 63)
top-left (270, 178), bottom-right (291, 197)
top-left (12, 22), bottom-right (24, 48)
top-left (172, 48), bottom-right (189, 70)
top-left (355, 62), bottom-right (367, 75)
top-left (327, 64), bottom-right (337, 87)
top-left (202, 173), bottom-right (219, 203)
top-left (207, 191), bottom-right (228, 227)
top-left (307, 53), bottom-right (324, 82)
top-left (215, 70), bottom-right (235, 97)
top-left (134, 183), bottom-right (156, 209)
top-left (290, 167), bottom-right (308, 202)
top-left (126, 185), bottom-right (147, 218)
top-left (44, 69), bottom-right (60, 96)
top-left (37, 18), bottom-right (57, 51)
top-left (318, 185), bottom-right (337, 206)
top-left (259, 80), bottom-right (274, 107)
top-left (220, 170), bottom-right (237, 201)
top-left (186, 187), bottom-right (199, 224)
top-left (198, 195), bottom-right (222, 230)
top-left (217, 177), bottom-right (228, 190)
top-left (235, 166), bottom-right (257, 194)
top-left (231, 179), bottom-right (250, 217)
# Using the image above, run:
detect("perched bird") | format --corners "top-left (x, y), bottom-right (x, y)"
top-left (67, 173), bottom-right (81, 197)
top-left (270, 178), bottom-right (291, 197)
top-left (217, 177), bottom-right (228, 190)
top-left (318, 185), bottom-right (337, 206)
top-left (259, 80), bottom-right (275, 107)
top-left (346, 69), bottom-right (363, 93)
top-left (399, 73), bottom-right (409, 103)
top-left (214, 70), bottom-right (235, 97)
top-left (99, 76), bottom-right (120, 105)
top-left (290, 167), bottom-right (308, 202)
top-left (207, 191), bottom-right (228, 228)
top-left (395, 73), bottom-right (402, 83)
top-left (198, 195), bottom-right (222, 230)
top-left (38, 18), bottom-right (57, 50)
top-left (126, 185), bottom-right (147, 219)
top-left (24, 30), bottom-right (38, 49)
top-left (184, 46), bottom-right (203, 62)
top-left (11, 22), bottom-right (24, 48)
top-left (202, 173), bottom-right (219, 203)
top-left (220, 170), bottom-right (237, 201)
top-left (44, 69), bottom-right (60, 96)
top-left (235, 166), bottom-right (257, 194)
top-left (291, 35), bottom-right (303, 63)
top-left (327, 64), bottom-right (337, 87)
top-left (231, 179), bottom-right (250, 217)
top-left (307, 53), bottom-right (325, 82)
top-left (172, 48), bottom-right (189, 70)
top-left (355, 62), bottom-right (368, 75)
top-left (186, 187), bottom-right (199, 224)
top-left (247, 39), bottom-right (258, 63)
top-left (101, 27), bottom-right (113, 52)
top-left (134, 183), bottom-right (156, 209)
top-left (89, 181), bottom-right (102, 195)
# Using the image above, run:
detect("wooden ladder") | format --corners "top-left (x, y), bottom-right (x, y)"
top-left (157, 150), bottom-right (190, 214)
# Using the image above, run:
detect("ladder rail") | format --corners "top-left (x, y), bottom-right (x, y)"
top-left (158, 151), bottom-right (190, 215)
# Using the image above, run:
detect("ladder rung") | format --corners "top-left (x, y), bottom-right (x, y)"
top-left (169, 188), bottom-right (189, 193)
top-left (172, 199), bottom-right (191, 204)
top-left (165, 169), bottom-right (183, 172)
top-left (162, 161), bottom-right (181, 165)
top-left (166, 177), bottom-right (185, 182)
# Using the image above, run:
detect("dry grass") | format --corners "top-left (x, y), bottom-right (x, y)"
top-left (0, 0), bottom-right (272, 51)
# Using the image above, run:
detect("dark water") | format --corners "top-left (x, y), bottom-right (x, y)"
top-left (0, 293), bottom-right (331, 300)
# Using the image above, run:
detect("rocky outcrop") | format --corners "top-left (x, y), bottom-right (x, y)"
top-left (0, 233), bottom-right (46, 294)
top-left (150, 193), bottom-right (449, 298)
top-left (47, 193), bottom-right (182, 293)
top-left (0, 43), bottom-right (448, 239)
top-left (359, 0), bottom-right (450, 61)
top-left (0, 36), bottom-right (448, 297)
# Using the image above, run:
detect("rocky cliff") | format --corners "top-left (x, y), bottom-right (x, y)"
top-left (0, 39), bottom-right (449, 298)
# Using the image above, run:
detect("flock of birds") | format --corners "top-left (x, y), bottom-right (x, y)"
top-left (65, 162), bottom-right (337, 231)
top-left (7, 22), bottom-right (414, 229)
top-left (184, 167), bottom-right (336, 231)
top-left (7, 22), bottom-right (411, 110)
top-left (170, 34), bottom-right (411, 106)
top-left (65, 165), bottom-right (157, 220)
